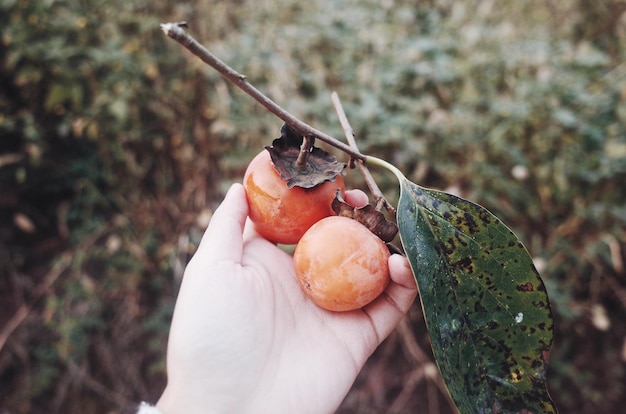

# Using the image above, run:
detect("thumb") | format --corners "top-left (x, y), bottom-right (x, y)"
top-left (192, 183), bottom-right (249, 267)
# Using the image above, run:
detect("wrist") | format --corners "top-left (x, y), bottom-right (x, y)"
top-left (137, 402), bottom-right (163, 414)
top-left (156, 385), bottom-right (217, 414)
top-left (155, 385), bottom-right (259, 414)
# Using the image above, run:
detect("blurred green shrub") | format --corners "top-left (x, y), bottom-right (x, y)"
top-left (1, 0), bottom-right (625, 413)
top-left (0, 0), bottom-right (225, 411)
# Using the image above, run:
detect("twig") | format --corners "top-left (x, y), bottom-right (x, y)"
top-left (330, 92), bottom-right (397, 216)
top-left (160, 22), bottom-right (365, 162)
top-left (0, 225), bottom-right (110, 353)
top-left (0, 252), bottom-right (72, 353)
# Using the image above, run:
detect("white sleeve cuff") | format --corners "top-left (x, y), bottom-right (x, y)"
top-left (137, 402), bottom-right (163, 414)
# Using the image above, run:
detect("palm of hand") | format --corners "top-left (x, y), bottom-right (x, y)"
top-left (158, 184), bottom-right (416, 414)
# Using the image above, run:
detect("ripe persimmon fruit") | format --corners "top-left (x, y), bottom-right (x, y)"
top-left (293, 216), bottom-right (391, 312)
top-left (243, 150), bottom-right (345, 245)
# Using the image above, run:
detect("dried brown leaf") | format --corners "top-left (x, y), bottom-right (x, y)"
top-left (332, 191), bottom-right (398, 243)
top-left (266, 124), bottom-right (346, 189)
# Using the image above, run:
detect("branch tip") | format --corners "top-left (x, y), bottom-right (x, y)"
top-left (161, 21), bottom-right (189, 37)
top-left (160, 22), bottom-right (174, 35)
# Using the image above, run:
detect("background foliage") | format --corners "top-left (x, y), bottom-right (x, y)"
top-left (1, 0), bottom-right (625, 412)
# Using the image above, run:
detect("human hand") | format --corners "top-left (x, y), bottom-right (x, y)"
top-left (156, 183), bottom-right (417, 414)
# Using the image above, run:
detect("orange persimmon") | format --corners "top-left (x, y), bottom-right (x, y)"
top-left (293, 216), bottom-right (390, 312)
top-left (243, 150), bottom-right (345, 245)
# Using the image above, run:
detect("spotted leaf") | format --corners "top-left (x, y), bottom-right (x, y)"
top-left (396, 178), bottom-right (557, 414)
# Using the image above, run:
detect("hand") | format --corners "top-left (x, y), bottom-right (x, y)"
top-left (156, 183), bottom-right (417, 414)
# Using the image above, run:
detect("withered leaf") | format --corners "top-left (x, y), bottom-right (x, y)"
top-left (266, 124), bottom-right (346, 189)
top-left (332, 190), bottom-right (398, 243)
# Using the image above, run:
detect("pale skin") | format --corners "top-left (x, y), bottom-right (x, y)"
top-left (156, 183), bottom-right (418, 414)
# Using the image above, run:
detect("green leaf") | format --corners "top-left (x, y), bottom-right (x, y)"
top-left (396, 178), bottom-right (557, 414)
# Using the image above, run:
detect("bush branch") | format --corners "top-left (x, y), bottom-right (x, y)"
top-left (160, 22), bottom-right (365, 162)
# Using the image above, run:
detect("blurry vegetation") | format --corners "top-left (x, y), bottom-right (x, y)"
top-left (1, 0), bottom-right (625, 413)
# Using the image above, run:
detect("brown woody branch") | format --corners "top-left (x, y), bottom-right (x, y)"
top-left (160, 22), bottom-right (365, 162)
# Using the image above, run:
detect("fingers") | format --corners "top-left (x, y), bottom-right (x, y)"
top-left (191, 183), bottom-right (249, 266)
top-left (343, 189), bottom-right (368, 208)
top-left (388, 254), bottom-right (418, 295)
top-left (362, 254), bottom-right (418, 344)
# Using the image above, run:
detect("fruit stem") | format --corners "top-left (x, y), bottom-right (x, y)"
top-left (364, 155), bottom-right (407, 184)
top-left (161, 22), bottom-right (366, 162)
top-left (295, 135), bottom-right (314, 170)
